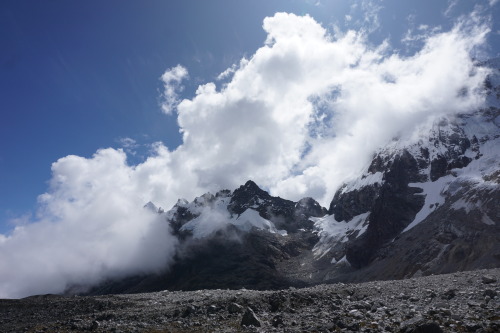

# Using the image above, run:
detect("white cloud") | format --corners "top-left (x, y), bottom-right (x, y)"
top-left (401, 24), bottom-right (443, 47)
top-left (160, 64), bottom-right (188, 114)
top-left (0, 148), bottom-right (179, 298)
top-left (119, 137), bottom-right (137, 148)
top-left (360, 0), bottom-right (383, 33)
top-left (0, 10), bottom-right (492, 298)
top-left (171, 11), bottom-right (489, 204)
top-left (489, 0), bottom-right (499, 7)
top-left (117, 137), bottom-right (138, 155)
top-left (344, 0), bottom-right (383, 34)
top-left (444, 0), bottom-right (459, 17)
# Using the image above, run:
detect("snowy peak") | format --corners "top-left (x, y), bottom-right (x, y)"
top-left (162, 180), bottom-right (326, 239)
top-left (228, 180), bottom-right (275, 216)
top-left (312, 60), bottom-right (500, 272)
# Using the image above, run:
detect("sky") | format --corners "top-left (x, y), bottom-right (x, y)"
top-left (0, 0), bottom-right (499, 298)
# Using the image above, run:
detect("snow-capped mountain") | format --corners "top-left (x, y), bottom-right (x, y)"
top-left (164, 180), bottom-right (326, 239)
top-left (87, 60), bottom-right (499, 294)
top-left (310, 60), bottom-right (500, 282)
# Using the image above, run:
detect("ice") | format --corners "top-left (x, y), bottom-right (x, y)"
top-left (403, 176), bottom-right (452, 232)
top-left (312, 212), bottom-right (370, 259)
top-left (229, 209), bottom-right (279, 234)
top-left (341, 172), bottom-right (384, 194)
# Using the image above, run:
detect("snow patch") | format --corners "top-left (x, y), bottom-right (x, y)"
top-left (229, 209), bottom-right (280, 234)
top-left (341, 172), bottom-right (383, 194)
top-left (312, 212), bottom-right (370, 259)
top-left (482, 214), bottom-right (496, 226)
top-left (179, 197), bottom-right (231, 238)
top-left (451, 198), bottom-right (478, 214)
top-left (333, 255), bottom-right (350, 266)
top-left (403, 176), bottom-right (452, 232)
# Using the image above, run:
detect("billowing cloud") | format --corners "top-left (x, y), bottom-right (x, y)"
top-left (170, 11), bottom-right (490, 203)
top-left (0, 10), bottom-right (493, 298)
top-left (160, 64), bottom-right (188, 114)
top-left (0, 149), bottom-right (178, 298)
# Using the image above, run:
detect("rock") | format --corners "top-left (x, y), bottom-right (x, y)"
top-left (434, 302), bottom-right (448, 309)
top-left (269, 294), bottom-right (285, 312)
top-left (241, 307), bottom-right (261, 327)
top-left (441, 289), bottom-right (456, 300)
top-left (181, 304), bottom-right (196, 318)
top-left (400, 321), bottom-right (443, 333)
top-left (271, 315), bottom-right (284, 327)
top-left (467, 301), bottom-right (480, 307)
top-left (348, 309), bottom-right (364, 319)
top-left (482, 275), bottom-right (497, 284)
top-left (227, 302), bottom-right (243, 314)
top-left (483, 289), bottom-right (497, 298)
top-left (90, 320), bottom-right (99, 330)
top-left (206, 304), bottom-right (218, 314)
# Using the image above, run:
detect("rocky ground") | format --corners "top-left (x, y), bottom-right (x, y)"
top-left (1, 268), bottom-right (499, 333)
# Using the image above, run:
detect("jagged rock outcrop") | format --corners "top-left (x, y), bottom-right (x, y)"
top-left (343, 150), bottom-right (426, 268)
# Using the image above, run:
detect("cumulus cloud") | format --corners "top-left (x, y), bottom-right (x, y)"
top-left (160, 64), bottom-right (188, 114)
top-left (0, 10), bottom-right (493, 298)
top-left (0, 149), bottom-right (179, 298)
top-left (170, 10), bottom-right (490, 203)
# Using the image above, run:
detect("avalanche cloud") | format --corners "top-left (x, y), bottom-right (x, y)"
top-left (0, 11), bottom-right (493, 298)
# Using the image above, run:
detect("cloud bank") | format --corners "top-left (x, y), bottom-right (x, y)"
top-left (0, 11), bottom-right (492, 298)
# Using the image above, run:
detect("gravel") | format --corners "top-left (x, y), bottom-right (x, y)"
top-left (1, 268), bottom-right (499, 332)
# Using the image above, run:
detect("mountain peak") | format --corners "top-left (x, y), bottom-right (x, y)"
top-left (243, 179), bottom-right (261, 190)
top-left (143, 201), bottom-right (158, 213)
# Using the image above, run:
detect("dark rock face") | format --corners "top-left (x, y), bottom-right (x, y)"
top-left (360, 179), bottom-right (500, 281)
top-left (329, 183), bottom-right (380, 222)
top-left (337, 150), bottom-right (426, 268)
top-left (295, 197), bottom-right (328, 221)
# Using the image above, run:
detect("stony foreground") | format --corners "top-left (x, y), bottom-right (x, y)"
top-left (1, 268), bottom-right (499, 333)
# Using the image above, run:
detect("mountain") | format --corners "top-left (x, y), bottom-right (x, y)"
top-left (88, 181), bottom-right (327, 294)
top-left (86, 60), bottom-right (500, 295)
top-left (310, 59), bottom-right (500, 282)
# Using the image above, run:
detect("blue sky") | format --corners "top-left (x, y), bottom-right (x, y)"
top-left (1, 0), bottom-right (499, 235)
